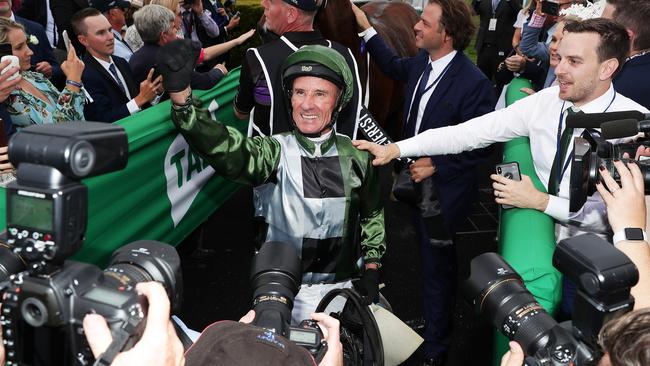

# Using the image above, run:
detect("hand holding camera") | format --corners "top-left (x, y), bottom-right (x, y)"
top-left (83, 282), bottom-right (185, 366)
top-left (595, 159), bottom-right (646, 233)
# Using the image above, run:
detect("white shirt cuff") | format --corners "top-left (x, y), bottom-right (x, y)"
top-left (395, 140), bottom-right (419, 158)
top-left (127, 99), bottom-right (141, 115)
top-left (360, 27), bottom-right (378, 42)
top-left (543, 194), bottom-right (568, 222)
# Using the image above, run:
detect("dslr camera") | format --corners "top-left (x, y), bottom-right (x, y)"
top-left (464, 233), bottom-right (638, 365)
top-left (249, 241), bottom-right (328, 360)
top-left (0, 122), bottom-right (182, 366)
top-left (569, 129), bottom-right (650, 211)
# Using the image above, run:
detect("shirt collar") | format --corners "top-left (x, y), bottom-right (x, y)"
top-left (8, 13), bottom-right (15, 22)
top-left (563, 84), bottom-right (616, 114)
top-left (428, 50), bottom-right (457, 77)
top-left (93, 55), bottom-right (117, 71)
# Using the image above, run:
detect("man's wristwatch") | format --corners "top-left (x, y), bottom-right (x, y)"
top-left (612, 228), bottom-right (648, 244)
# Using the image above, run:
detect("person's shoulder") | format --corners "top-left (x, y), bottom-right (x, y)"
top-left (613, 91), bottom-right (650, 114)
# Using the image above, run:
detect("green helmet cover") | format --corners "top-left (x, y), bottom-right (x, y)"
top-left (282, 45), bottom-right (354, 110)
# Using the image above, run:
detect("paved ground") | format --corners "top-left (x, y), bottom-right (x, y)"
top-left (178, 150), bottom-right (502, 365)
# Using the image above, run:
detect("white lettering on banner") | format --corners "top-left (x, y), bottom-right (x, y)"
top-left (165, 134), bottom-right (215, 227)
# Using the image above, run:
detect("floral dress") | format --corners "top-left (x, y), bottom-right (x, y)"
top-left (5, 71), bottom-right (85, 128)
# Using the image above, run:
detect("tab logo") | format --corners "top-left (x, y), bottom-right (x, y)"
top-left (165, 134), bottom-right (215, 227)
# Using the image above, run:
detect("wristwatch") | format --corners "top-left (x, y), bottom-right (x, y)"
top-left (612, 228), bottom-right (648, 244)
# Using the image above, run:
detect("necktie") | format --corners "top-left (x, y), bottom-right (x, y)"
top-left (404, 64), bottom-right (432, 138)
top-left (548, 108), bottom-right (582, 195)
top-left (492, 0), bottom-right (501, 12)
top-left (108, 63), bottom-right (127, 97)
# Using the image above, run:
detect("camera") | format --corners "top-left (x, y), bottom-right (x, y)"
top-left (569, 130), bottom-right (650, 212)
top-left (541, 0), bottom-right (560, 16)
top-left (0, 122), bottom-right (182, 366)
top-left (249, 241), bottom-right (327, 360)
top-left (463, 233), bottom-right (638, 365)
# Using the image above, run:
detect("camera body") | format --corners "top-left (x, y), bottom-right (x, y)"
top-left (250, 241), bottom-right (327, 361)
top-left (463, 233), bottom-right (638, 365)
top-left (0, 123), bottom-right (182, 366)
top-left (569, 131), bottom-right (650, 212)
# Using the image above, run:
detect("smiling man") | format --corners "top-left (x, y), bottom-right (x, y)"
top-left (158, 41), bottom-right (385, 323)
top-left (354, 18), bottom-right (647, 256)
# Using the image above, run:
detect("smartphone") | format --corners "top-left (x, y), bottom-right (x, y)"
top-left (1, 55), bottom-right (19, 81)
top-left (495, 162), bottom-right (521, 210)
top-left (234, 10), bottom-right (241, 17)
top-left (541, 0), bottom-right (560, 16)
top-left (62, 30), bottom-right (72, 52)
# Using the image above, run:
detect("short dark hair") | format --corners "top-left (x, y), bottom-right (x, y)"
top-left (599, 308), bottom-right (650, 366)
top-left (428, 0), bottom-right (475, 51)
top-left (71, 7), bottom-right (103, 36)
top-left (607, 0), bottom-right (650, 51)
top-left (563, 18), bottom-right (629, 75)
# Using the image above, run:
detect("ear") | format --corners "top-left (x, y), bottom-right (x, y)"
top-left (599, 58), bottom-right (619, 81)
top-left (627, 28), bottom-right (636, 51)
top-left (77, 34), bottom-right (88, 48)
top-left (286, 5), bottom-right (298, 24)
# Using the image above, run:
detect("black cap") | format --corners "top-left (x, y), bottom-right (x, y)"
top-left (89, 0), bottom-right (131, 13)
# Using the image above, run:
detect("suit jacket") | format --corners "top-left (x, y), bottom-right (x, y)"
top-left (15, 15), bottom-right (64, 88)
top-left (614, 52), bottom-right (650, 110)
top-left (16, 0), bottom-right (48, 28)
top-left (366, 34), bottom-right (496, 232)
top-left (473, 0), bottom-right (521, 55)
top-left (129, 43), bottom-right (223, 89)
top-left (81, 54), bottom-right (139, 123)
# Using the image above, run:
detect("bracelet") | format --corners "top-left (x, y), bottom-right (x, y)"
top-left (66, 80), bottom-right (82, 88)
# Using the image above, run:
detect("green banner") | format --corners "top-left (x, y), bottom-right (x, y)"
top-left (2, 68), bottom-right (246, 267)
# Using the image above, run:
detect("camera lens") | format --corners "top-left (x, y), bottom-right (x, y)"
top-left (463, 253), bottom-right (559, 355)
top-left (497, 167), bottom-right (502, 173)
top-left (250, 241), bottom-right (302, 335)
top-left (0, 243), bottom-right (26, 282)
top-left (103, 241), bottom-right (183, 312)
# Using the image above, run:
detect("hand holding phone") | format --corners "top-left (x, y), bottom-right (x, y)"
top-left (495, 162), bottom-right (521, 209)
top-left (62, 30), bottom-right (72, 52)
top-left (234, 10), bottom-right (241, 17)
top-left (1, 55), bottom-right (20, 81)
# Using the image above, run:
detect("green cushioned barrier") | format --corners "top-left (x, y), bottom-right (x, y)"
top-left (493, 77), bottom-right (562, 365)
top-left (1, 68), bottom-right (246, 267)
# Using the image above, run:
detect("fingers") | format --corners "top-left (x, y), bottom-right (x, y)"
top-left (598, 164), bottom-right (620, 193)
top-left (519, 87), bottom-right (536, 95)
top-left (238, 310), bottom-right (255, 324)
top-left (627, 160), bottom-right (645, 193)
top-left (146, 68), bottom-right (154, 81)
top-left (613, 160), bottom-right (633, 190)
top-left (311, 312), bottom-right (340, 341)
top-left (83, 313), bottom-right (114, 358)
top-left (490, 173), bottom-right (511, 185)
top-left (136, 282), bottom-right (172, 341)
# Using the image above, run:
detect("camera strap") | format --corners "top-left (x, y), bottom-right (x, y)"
top-left (92, 328), bottom-right (132, 366)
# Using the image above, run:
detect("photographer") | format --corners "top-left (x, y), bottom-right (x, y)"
top-left (81, 282), bottom-right (344, 366)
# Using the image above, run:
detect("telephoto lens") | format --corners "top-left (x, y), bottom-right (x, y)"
top-left (0, 241), bottom-right (25, 283)
top-left (103, 240), bottom-right (183, 312)
top-left (250, 241), bottom-right (302, 335)
top-left (463, 253), bottom-right (564, 357)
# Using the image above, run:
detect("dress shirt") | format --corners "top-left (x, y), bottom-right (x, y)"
top-left (45, 0), bottom-right (57, 48)
top-left (407, 50), bottom-right (457, 134)
top-left (92, 55), bottom-right (140, 115)
top-left (112, 29), bottom-right (133, 62)
top-left (396, 85), bottom-right (649, 234)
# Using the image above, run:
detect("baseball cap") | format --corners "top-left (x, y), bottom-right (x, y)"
top-left (184, 321), bottom-right (317, 366)
top-left (89, 0), bottom-right (131, 13)
top-left (281, 0), bottom-right (318, 11)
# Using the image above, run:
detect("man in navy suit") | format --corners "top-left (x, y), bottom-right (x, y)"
top-left (352, 0), bottom-right (495, 364)
top-left (0, 0), bottom-right (63, 87)
top-left (71, 8), bottom-right (162, 123)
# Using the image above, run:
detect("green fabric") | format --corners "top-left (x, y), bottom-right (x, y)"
top-left (0, 68), bottom-right (246, 267)
top-left (493, 77), bottom-right (562, 365)
top-left (282, 45), bottom-right (354, 108)
top-left (172, 102), bottom-right (385, 277)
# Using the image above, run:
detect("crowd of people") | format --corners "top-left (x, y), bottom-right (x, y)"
top-left (0, 0), bottom-right (648, 365)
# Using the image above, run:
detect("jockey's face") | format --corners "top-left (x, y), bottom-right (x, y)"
top-left (291, 76), bottom-right (339, 136)
top-left (413, 2), bottom-right (447, 56)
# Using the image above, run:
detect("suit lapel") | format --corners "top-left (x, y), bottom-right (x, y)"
top-left (418, 52), bottom-right (462, 133)
top-left (114, 58), bottom-right (139, 98)
top-left (84, 54), bottom-right (127, 100)
top-left (403, 54), bottom-right (431, 128)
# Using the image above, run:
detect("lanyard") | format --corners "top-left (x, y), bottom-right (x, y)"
top-left (554, 93), bottom-right (617, 188)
